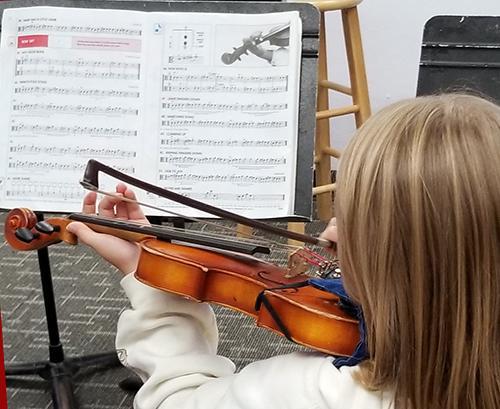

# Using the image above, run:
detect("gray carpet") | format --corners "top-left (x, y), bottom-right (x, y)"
top-left (0, 212), bottom-right (328, 408)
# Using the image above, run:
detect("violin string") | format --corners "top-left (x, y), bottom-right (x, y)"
top-left (92, 188), bottom-right (307, 254)
top-left (89, 189), bottom-right (338, 278)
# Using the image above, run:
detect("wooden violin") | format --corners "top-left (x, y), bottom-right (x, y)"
top-left (4, 208), bottom-right (359, 357)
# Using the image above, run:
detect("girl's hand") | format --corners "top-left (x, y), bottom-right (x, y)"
top-left (66, 183), bottom-right (148, 275)
top-left (320, 218), bottom-right (338, 256)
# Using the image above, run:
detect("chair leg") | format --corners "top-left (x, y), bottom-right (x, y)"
top-left (236, 224), bottom-right (253, 239)
top-left (342, 7), bottom-right (371, 127)
top-left (287, 222), bottom-right (305, 247)
top-left (315, 12), bottom-right (334, 221)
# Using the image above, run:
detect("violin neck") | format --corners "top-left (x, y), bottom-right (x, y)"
top-left (69, 214), bottom-right (270, 255)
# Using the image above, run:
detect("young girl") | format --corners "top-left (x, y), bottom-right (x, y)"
top-left (67, 94), bottom-right (500, 409)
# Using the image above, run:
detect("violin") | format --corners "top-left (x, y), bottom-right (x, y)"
top-left (4, 207), bottom-right (359, 357)
top-left (221, 23), bottom-right (290, 65)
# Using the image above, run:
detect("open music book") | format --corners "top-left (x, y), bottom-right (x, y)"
top-left (0, 5), bottom-right (303, 218)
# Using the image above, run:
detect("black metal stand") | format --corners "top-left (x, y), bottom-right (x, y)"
top-left (5, 213), bottom-right (121, 409)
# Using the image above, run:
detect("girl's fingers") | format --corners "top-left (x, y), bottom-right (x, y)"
top-left (114, 186), bottom-right (144, 221)
top-left (114, 193), bottom-right (128, 219)
top-left (98, 184), bottom-right (128, 217)
top-left (82, 192), bottom-right (97, 214)
top-left (123, 188), bottom-right (147, 222)
top-left (98, 194), bottom-right (121, 218)
top-left (85, 183), bottom-right (145, 221)
top-left (320, 217), bottom-right (338, 243)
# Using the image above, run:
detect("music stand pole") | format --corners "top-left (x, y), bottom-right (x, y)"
top-left (5, 212), bottom-right (120, 409)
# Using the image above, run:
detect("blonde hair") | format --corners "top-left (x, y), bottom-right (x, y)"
top-left (335, 94), bottom-right (500, 409)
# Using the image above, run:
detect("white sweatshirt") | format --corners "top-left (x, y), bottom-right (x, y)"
top-left (116, 273), bottom-right (394, 409)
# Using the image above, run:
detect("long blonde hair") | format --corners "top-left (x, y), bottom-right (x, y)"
top-left (335, 94), bottom-right (500, 409)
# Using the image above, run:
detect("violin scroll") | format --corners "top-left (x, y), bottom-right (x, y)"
top-left (221, 45), bottom-right (249, 65)
top-left (4, 208), bottom-right (77, 251)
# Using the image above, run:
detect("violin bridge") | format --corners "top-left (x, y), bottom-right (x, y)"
top-left (286, 248), bottom-right (341, 278)
top-left (286, 249), bottom-right (310, 278)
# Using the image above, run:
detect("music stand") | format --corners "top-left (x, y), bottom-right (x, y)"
top-left (0, 1), bottom-right (319, 407)
top-left (4, 212), bottom-right (121, 408)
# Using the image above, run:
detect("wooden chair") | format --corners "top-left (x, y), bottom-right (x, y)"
top-left (249, 1), bottom-right (372, 242)
top-left (303, 0), bottom-right (371, 221)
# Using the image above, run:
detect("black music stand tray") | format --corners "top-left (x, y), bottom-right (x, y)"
top-left (0, 1), bottom-right (319, 407)
top-left (417, 15), bottom-right (500, 103)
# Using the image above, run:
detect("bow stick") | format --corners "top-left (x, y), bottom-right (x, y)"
top-left (81, 159), bottom-right (332, 248)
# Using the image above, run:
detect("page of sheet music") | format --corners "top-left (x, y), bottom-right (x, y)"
top-left (0, 7), bottom-right (149, 212)
top-left (0, 7), bottom-right (302, 218)
top-left (144, 11), bottom-right (302, 218)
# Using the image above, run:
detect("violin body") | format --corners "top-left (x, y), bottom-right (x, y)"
top-left (137, 239), bottom-right (358, 356)
top-left (4, 207), bottom-right (359, 357)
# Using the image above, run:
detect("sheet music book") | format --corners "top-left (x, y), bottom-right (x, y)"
top-left (0, 5), bottom-right (303, 218)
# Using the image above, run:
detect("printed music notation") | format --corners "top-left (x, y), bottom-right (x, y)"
top-left (16, 57), bottom-right (140, 71)
top-left (11, 124), bottom-right (138, 137)
top-left (164, 73), bottom-right (288, 83)
top-left (183, 191), bottom-right (285, 202)
top-left (160, 137), bottom-right (287, 147)
top-left (14, 86), bottom-right (140, 99)
top-left (161, 119), bottom-right (287, 128)
top-left (10, 144), bottom-right (137, 158)
top-left (8, 160), bottom-right (86, 171)
top-left (8, 160), bottom-right (135, 174)
top-left (162, 73), bottom-right (289, 94)
top-left (17, 24), bottom-right (142, 36)
top-left (158, 173), bottom-right (286, 183)
top-left (5, 181), bottom-right (82, 200)
top-left (168, 54), bottom-right (203, 64)
top-left (15, 67), bottom-right (140, 81)
top-left (159, 156), bottom-right (286, 165)
top-left (0, 5), bottom-right (303, 218)
top-left (163, 83), bottom-right (288, 93)
top-left (12, 103), bottom-right (139, 116)
top-left (162, 101), bottom-right (287, 113)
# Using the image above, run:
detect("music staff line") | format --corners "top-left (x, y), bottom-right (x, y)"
top-left (160, 138), bottom-right (287, 147)
top-left (163, 73), bottom-right (288, 83)
top-left (11, 124), bottom-right (138, 137)
top-left (159, 156), bottom-right (286, 165)
top-left (161, 119), bottom-right (287, 128)
top-left (17, 24), bottom-right (142, 36)
top-left (8, 160), bottom-right (135, 174)
top-left (15, 68), bottom-right (140, 81)
top-left (13, 103), bottom-right (139, 117)
top-left (182, 191), bottom-right (285, 202)
top-left (16, 57), bottom-right (140, 71)
top-left (162, 101), bottom-right (287, 113)
top-left (168, 54), bottom-right (203, 64)
top-left (163, 83), bottom-right (288, 94)
top-left (158, 173), bottom-right (286, 183)
top-left (9, 144), bottom-right (137, 158)
top-left (14, 86), bottom-right (140, 99)
top-left (5, 181), bottom-right (83, 200)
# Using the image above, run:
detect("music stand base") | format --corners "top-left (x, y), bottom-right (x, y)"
top-left (6, 351), bottom-right (120, 408)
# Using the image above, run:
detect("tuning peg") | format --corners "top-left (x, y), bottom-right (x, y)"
top-left (15, 227), bottom-right (39, 243)
top-left (35, 221), bottom-right (59, 234)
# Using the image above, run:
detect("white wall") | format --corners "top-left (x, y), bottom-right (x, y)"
top-left (325, 0), bottom-right (500, 153)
